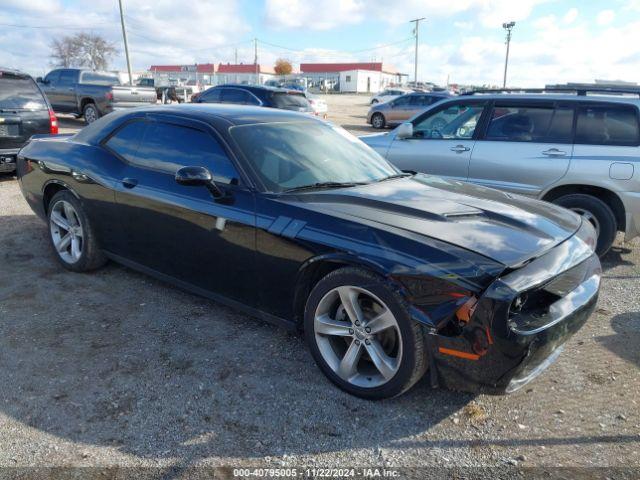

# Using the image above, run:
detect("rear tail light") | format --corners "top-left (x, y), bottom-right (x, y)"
top-left (105, 91), bottom-right (113, 101)
top-left (49, 109), bottom-right (58, 134)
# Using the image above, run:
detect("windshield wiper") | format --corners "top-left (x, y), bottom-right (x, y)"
top-left (375, 172), bottom-right (413, 182)
top-left (283, 181), bottom-right (367, 193)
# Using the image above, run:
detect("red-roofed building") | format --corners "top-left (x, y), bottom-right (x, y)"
top-left (216, 63), bottom-right (276, 85)
top-left (300, 62), bottom-right (406, 92)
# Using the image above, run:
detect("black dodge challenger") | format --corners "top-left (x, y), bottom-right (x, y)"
top-left (16, 104), bottom-right (601, 399)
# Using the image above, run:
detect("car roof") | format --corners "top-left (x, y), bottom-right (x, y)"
top-left (457, 92), bottom-right (640, 105)
top-left (0, 67), bottom-right (31, 78)
top-left (214, 83), bottom-right (294, 94)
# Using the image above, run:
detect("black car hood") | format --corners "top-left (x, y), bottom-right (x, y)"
top-left (287, 175), bottom-right (581, 267)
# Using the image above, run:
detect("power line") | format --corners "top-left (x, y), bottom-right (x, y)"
top-left (257, 37), bottom-right (413, 56)
top-left (0, 21), bottom-right (113, 30)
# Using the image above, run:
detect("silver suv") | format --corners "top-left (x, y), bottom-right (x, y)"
top-left (361, 86), bottom-right (640, 256)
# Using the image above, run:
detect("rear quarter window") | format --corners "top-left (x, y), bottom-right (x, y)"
top-left (0, 73), bottom-right (47, 110)
top-left (575, 104), bottom-right (640, 146)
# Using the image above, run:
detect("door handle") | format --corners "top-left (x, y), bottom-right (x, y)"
top-left (122, 178), bottom-right (138, 189)
top-left (67, 87), bottom-right (74, 91)
top-left (450, 145), bottom-right (470, 153)
top-left (542, 148), bottom-right (567, 157)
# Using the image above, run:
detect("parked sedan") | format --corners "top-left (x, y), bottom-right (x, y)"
top-left (0, 68), bottom-right (58, 174)
top-left (193, 84), bottom-right (313, 113)
top-left (17, 104), bottom-right (600, 399)
top-left (367, 91), bottom-right (452, 128)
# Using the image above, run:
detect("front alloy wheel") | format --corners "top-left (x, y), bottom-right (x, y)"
top-left (314, 286), bottom-right (402, 387)
top-left (371, 113), bottom-right (385, 129)
top-left (305, 267), bottom-right (428, 399)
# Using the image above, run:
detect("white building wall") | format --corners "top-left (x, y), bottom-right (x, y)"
top-left (339, 70), bottom-right (382, 93)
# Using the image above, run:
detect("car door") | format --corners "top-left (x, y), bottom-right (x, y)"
top-left (385, 95), bottom-right (413, 123)
top-left (105, 115), bottom-right (257, 306)
top-left (41, 70), bottom-right (62, 109)
top-left (54, 69), bottom-right (79, 112)
top-left (572, 102), bottom-right (640, 180)
top-left (384, 99), bottom-right (488, 181)
top-left (468, 100), bottom-right (574, 197)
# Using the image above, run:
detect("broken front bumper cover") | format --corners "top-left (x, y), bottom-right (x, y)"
top-left (429, 220), bottom-right (601, 394)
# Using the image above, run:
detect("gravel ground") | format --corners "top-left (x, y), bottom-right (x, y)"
top-left (0, 97), bottom-right (639, 478)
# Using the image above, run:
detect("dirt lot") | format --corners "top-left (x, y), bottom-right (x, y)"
top-left (1, 96), bottom-right (639, 477)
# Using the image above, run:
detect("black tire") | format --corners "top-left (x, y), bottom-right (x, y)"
top-left (371, 112), bottom-right (386, 129)
top-left (47, 190), bottom-right (107, 272)
top-left (553, 193), bottom-right (617, 257)
top-left (304, 267), bottom-right (428, 399)
top-left (82, 102), bottom-right (100, 124)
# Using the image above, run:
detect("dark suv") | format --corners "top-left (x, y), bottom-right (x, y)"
top-left (1, 68), bottom-right (57, 173)
top-left (193, 84), bottom-right (313, 113)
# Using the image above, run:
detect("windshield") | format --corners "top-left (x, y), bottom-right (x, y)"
top-left (0, 74), bottom-right (47, 110)
top-left (230, 121), bottom-right (399, 193)
top-left (80, 71), bottom-right (120, 86)
top-left (271, 92), bottom-right (312, 111)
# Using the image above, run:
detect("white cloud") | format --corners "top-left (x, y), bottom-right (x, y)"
top-left (265, 0), bottom-right (363, 30)
top-left (264, 0), bottom-right (550, 30)
top-left (596, 9), bottom-right (615, 26)
top-left (0, 0), bottom-right (249, 76)
top-left (563, 7), bottom-right (578, 24)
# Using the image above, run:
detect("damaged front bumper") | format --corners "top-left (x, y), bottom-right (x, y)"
top-left (428, 219), bottom-right (601, 394)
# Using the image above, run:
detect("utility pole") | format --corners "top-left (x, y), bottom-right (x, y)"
top-left (502, 21), bottom-right (515, 88)
top-left (410, 17), bottom-right (425, 86)
top-left (254, 38), bottom-right (259, 84)
top-left (117, 0), bottom-right (133, 85)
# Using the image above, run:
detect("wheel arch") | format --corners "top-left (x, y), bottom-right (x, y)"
top-left (42, 180), bottom-right (80, 214)
top-left (542, 183), bottom-right (626, 231)
top-left (292, 253), bottom-right (389, 327)
top-left (80, 97), bottom-right (96, 111)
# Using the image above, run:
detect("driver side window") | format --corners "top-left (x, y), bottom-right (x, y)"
top-left (413, 103), bottom-right (485, 140)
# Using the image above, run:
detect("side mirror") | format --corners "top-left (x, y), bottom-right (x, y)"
top-left (175, 166), bottom-right (223, 197)
top-left (396, 122), bottom-right (414, 139)
top-left (36, 77), bottom-right (45, 84)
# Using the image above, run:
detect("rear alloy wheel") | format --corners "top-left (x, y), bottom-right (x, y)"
top-left (48, 190), bottom-right (107, 271)
top-left (83, 103), bottom-right (100, 124)
top-left (553, 193), bottom-right (617, 257)
top-left (371, 112), bottom-right (386, 129)
top-left (304, 267), bottom-right (428, 399)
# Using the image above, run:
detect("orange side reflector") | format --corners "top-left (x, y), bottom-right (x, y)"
top-left (438, 347), bottom-right (480, 361)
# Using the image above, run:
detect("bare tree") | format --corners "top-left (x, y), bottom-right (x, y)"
top-left (50, 33), bottom-right (117, 70)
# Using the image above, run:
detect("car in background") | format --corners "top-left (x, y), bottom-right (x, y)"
top-left (17, 104), bottom-right (600, 399)
top-left (193, 84), bottom-right (313, 113)
top-left (0, 67), bottom-right (58, 174)
top-left (38, 68), bottom-right (157, 124)
top-left (370, 88), bottom-right (411, 105)
top-left (361, 86), bottom-right (640, 256)
top-left (367, 91), bottom-right (452, 129)
top-left (305, 92), bottom-right (328, 118)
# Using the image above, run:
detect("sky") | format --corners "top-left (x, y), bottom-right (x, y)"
top-left (1, 0), bottom-right (640, 86)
